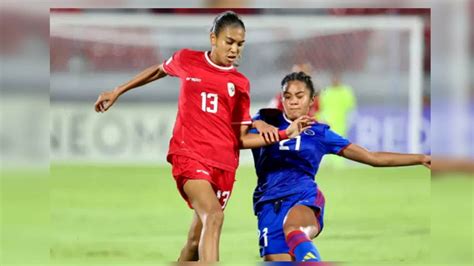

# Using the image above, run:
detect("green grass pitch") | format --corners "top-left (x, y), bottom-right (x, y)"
top-left (44, 164), bottom-right (432, 264)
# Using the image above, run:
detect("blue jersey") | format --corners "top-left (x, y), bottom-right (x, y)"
top-left (250, 109), bottom-right (351, 212)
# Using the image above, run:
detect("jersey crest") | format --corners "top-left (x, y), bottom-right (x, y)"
top-left (227, 82), bottom-right (235, 97)
top-left (303, 128), bottom-right (316, 136)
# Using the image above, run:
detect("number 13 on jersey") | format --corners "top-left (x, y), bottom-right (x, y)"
top-left (201, 92), bottom-right (218, 113)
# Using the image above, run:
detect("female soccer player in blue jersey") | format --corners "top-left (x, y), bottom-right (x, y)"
top-left (250, 72), bottom-right (431, 262)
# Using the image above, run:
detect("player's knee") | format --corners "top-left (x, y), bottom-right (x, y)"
top-left (203, 208), bottom-right (224, 229)
top-left (284, 224), bottom-right (319, 239)
top-left (283, 224), bottom-right (301, 236)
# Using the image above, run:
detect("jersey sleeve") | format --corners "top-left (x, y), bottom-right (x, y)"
top-left (231, 81), bottom-right (252, 126)
top-left (162, 49), bottom-right (187, 78)
top-left (321, 126), bottom-right (351, 155)
top-left (248, 108), bottom-right (283, 134)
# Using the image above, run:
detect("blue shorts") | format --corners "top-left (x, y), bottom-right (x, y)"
top-left (256, 188), bottom-right (325, 257)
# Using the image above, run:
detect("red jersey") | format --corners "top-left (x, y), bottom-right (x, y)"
top-left (162, 49), bottom-right (252, 172)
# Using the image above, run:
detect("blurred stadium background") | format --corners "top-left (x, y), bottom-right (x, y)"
top-left (1, 2), bottom-right (472, 265)
top-left (49, 8), bottom-right (432, 165)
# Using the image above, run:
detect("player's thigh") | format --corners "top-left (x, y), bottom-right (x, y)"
top-left (171, 155), bottom-right (217, 208)
top-left (183, 179), bottom-right (222, 218)
top-left (211, 169), bottom-right (235, 210)
top-left (283, 205), bottom-right (320, 238)
top-left (257, 200), bottom-right (292, 258)
top-left (264, 253), bottom-right (292, 261)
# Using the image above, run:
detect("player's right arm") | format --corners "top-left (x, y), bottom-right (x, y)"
top-left (95, 64), bottom-right (167, 112)
top-left (320, 126), bottom-right (430, 169)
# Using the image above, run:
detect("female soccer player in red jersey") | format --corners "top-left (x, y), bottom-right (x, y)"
top-left (94, 11), bottom-right (313, 262)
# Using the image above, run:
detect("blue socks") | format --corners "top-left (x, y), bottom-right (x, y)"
top-left (286, 230), bottom-right (321, 262)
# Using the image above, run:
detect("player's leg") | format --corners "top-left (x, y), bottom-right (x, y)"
top-left (177, 211), bottom-right (202, 261)
top-left (257, 199), bottom-right (294, 261)
top-left (183, 179), bottom-right (224, 262)
top-left (283, 205), bottom-right (322, 262)
top-left (264, 253), bottom-right (292, 261)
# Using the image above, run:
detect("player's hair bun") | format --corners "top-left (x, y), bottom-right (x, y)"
top-left (210, 11), bottom-right (246, 36)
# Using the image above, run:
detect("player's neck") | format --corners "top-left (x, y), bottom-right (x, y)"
top-left (283, 112), bottom-right (316, 123)
top-left (209, 51), bottom-right (226, 67)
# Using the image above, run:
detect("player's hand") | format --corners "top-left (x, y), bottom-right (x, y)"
top-left (421, 155), bottom-right (431, 169)
top-left (286, 115), bottom-right (316, 138)
top-left (253, 120), bottom-right (279, 143)
top-left (94, 90), bottom-right (119, 113)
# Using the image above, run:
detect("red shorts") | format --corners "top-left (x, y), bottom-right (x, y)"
top-left (171, 155), bottom-right (236, 210)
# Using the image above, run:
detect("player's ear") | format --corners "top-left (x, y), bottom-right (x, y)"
top-left (310, 90), bottom-right (319, 104)
top-left (309, 94), bottom-right (316, 106)
top-left (210, 32), bottom-right (217, 47)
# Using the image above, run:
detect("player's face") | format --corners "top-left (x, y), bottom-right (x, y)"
top-left (210, 26), bottom-right (245, 66)
top-left (282, 80), bottom-right (314, 120)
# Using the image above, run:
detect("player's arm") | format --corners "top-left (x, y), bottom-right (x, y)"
top-left (236, 124), bottom-right (275, 149)
top-left (95, 64), bottom-right (167, 112)
top-left (252, 120), bottom-right (279, 143)
top-left (339, 143), bottom-right (431, 169)
top-left (238, 116), bottom-right (315, 149)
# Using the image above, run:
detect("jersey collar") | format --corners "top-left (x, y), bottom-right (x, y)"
top-left (204, 51), bottom-right (234, 71)
top-left (282, 112), bottom-right (318, 125)
top-left (282, 113), bottom-right (293, 124)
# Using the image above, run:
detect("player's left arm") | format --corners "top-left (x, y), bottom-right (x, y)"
top-left (237, 116), bottom-right (315, 149)
top-left (339, 143), bottom-right (431, 169)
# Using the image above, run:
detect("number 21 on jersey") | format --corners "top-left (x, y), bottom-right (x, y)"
top-left (279, 136), bottom-right (301, 151)
top-left (201, 92), bottom-right (218, 113)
